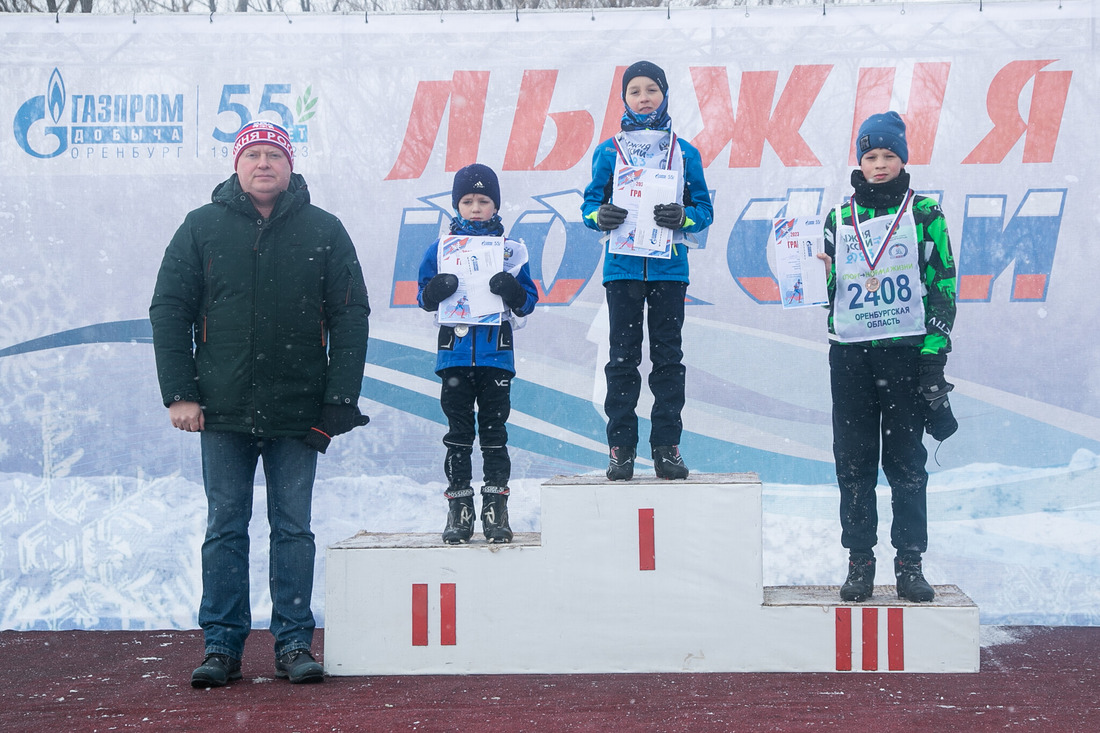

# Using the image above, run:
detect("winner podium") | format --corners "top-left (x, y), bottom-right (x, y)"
top-left (324, 474), bottom-right (978, 674)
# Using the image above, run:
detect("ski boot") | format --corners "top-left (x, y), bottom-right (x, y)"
top-left (840, 551), bottom-right (876, 602)
top-left (606, 446), bottom-right (636, 481)
top-left (895, 552), bottom-right (935, 602)
top-left (480, 486), bottom-right (513, 544)
top-left (442, 484), bottom-right (475, 544)
top-left (652, 445), bottom-right (689, 480)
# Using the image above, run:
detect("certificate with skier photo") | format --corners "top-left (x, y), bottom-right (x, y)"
top-left (437, 235), bottom-right (505, 326)
top-left (771, 216), bottom-right (828, 309)
top-left (607, 164), bottom-right (679, 259)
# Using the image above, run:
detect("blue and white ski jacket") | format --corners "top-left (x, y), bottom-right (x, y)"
top-left (417, 233), bottom-right (539, 376)
top-left (581, 130), bottom-right (713, 284)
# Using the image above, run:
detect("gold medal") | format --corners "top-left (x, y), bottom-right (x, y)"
top-left (454, 325), bottom-right (469, 337)
top-left (865, 276), bottom-right (880, 293)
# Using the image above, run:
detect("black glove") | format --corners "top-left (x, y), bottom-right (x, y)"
top-left (597, 203), bottom-right (628, 231)
top-left (653, 203), bottom-right (686, 230)
top-left (303, 404), bottom-right (370, 454)
top-left (489, 271), bottom-right (527, 311)
top-left (420, 273), bottom-right (459, 312)
top-left (919, 353), bottom-right (958, 441)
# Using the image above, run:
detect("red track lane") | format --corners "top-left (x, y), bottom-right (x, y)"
top-left (2, 627), bottom-right (1098, 732)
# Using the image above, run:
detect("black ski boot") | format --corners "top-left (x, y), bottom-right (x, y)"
top-left (442, 485), bottom-right (475, 544)
top-left (652, 445), bottom-right (689, 480)
top-left (606, 446), bottom-right (636, 481)
top-left (480, 486), bottom-right (513, 544)
top-left (895, 552), bottom-right (935, 602)
top-left (840, 551), bottom-right (876, 602)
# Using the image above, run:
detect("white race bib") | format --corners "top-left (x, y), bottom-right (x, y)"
top-left (833, 201), bottom-right (927, 342)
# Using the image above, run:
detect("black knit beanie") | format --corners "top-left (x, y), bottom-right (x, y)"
top-left (621, 61), bottom-right (669, 99)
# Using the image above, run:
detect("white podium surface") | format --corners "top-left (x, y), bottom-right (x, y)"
top-left (324, 474), bottom-right (979, 675)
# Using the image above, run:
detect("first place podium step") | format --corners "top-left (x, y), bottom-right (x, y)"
top-left (324, 473), bottom-right (978, 675)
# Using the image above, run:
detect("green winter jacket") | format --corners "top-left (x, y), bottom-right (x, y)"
top-left (823, 193), bottom-right (956, 356)
top-left (149, 173), bottom-right (370, 436)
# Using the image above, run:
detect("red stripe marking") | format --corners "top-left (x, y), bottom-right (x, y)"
top-left (862, 608), bottom-right (879, 671)
top-left (412, 584), bottom-right (428, 646)
top-left (737, 276), bottom-right (781, 302)
top-left (638, 508), bottom-right (656, 571)
top-left (835, 608), bottom-right (852, 671)
top-left (888, 608), bottom-right (905, 671)
top-left (958, 274), bottom-right (993, 301)
top-left (1014, 273), bottom-right (1047, 300)
top-left (441, 583), bottom-right (457, 646)
top-left (392, 280), bottom-right (420, 306)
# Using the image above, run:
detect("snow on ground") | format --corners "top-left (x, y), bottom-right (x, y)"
top-left (4, 453), bottom-right (1100, 630)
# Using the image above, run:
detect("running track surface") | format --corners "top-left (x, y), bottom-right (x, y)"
top-left (2, 627), bottom-right (1097, 731)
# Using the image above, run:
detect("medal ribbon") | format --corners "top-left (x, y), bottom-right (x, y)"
top-left (848, 189), bottom-right (914, 270)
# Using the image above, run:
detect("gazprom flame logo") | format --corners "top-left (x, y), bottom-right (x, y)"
top-left (48, 68), bottom-right (65, 124)
top-left (13, 67), bottom-right (68, 159)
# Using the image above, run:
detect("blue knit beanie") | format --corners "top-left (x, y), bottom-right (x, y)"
top-left (857, 111), bottom-right (908, 165)
top-left (451, 164), bottom-right (500, 211)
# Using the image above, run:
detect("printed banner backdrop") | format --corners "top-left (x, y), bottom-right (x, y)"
top-left (1, 3), bottom-right (1097, 630)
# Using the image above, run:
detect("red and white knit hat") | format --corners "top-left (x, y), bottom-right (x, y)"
top-left (233, 121), bottom-right (294, 170)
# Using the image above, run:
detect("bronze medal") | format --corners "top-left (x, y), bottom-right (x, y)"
top-left (865, 276), bottom-right (880, 293)
top-left (454, 325), bottom-right (469, 337)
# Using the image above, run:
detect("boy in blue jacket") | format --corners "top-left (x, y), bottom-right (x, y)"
top-left (418, 164), bottom-right (539, 544)
top-left (581, 60), bottom-right (714, 481)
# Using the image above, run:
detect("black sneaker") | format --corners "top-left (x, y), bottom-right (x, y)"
top-left (895, 553), bottom-right (935, 602)
top-left (442, 495), bottom-right (475, 544)
top-left (840, 552), bottom-right (876, 602)
top-left (606, 446), bottom-right (636, 481)
top-left (481, 487), bottom-right (513, 544)
top-left (191, 653), bottom-right (242, 688)
top-left (652, 445), bottom-right (689, 480)
top-left (275, 649), bottom-right (324, 684)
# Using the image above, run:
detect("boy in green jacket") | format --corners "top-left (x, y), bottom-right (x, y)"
top-left (817, 112), bottom-right (958, 604)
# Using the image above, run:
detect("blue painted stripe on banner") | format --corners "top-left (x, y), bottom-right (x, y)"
top-left (0, 319), bottom-right (152, 357)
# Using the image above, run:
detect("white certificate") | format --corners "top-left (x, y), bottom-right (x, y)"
top-left (437, 235), bottom-right (505, 325)
top-left (608, 164), bottom-right (679, 259)
top-left (771, 217), bottom-right (828, 309)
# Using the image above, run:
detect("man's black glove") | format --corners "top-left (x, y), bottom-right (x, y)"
top-left (653, 203), bottom-right (686, 230)
top-left (489, 271), bottom-right (527, 311)
top-left (303, 404), bottom-right (370, 454)
top-left (597, 203), bottom-right (628, 231)
top-left (420, 273), bottom-right (459, 312)
top-left (919, 353), bottom-right (958, 441)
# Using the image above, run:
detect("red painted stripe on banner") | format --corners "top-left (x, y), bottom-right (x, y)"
top-left (888, 608), bottom-right (905, 670)
top-left (441, 583), bottom-right (457, 646)
top-left (862, 608), bottom-right (879, 671)
top-left (412, 584), bottom-right (428, 646)
top-left (639, 508), bottom-right (656, 571)
top-left (835, 607), bottom-right (852, 671)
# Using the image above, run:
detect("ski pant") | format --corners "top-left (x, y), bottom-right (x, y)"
top-left (604, 279), bottom-right (687, 449)
top-left (439, 366), bottom-right (512, 490)
top-left (829, 343), bottom-right (929, 555)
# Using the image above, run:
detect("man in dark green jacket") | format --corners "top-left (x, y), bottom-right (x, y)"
top-left (150, 121), bottom-right (370, 688)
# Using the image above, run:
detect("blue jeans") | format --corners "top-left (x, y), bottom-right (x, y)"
top-left (198, 431), bottom-right (318, 659)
